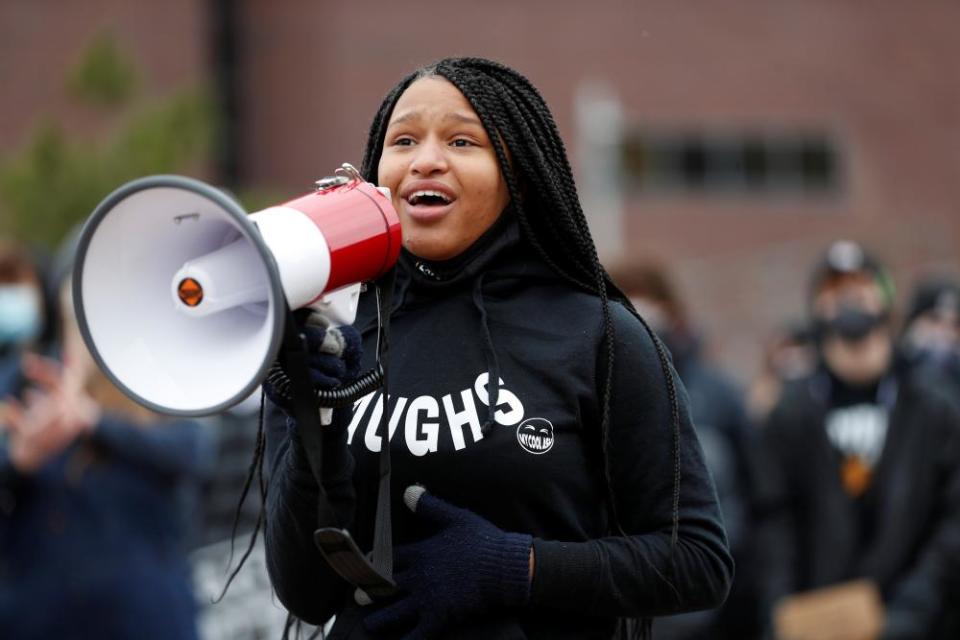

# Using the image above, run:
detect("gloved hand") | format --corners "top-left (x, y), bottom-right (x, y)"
top-left (262, 313), bottom-right (363, 412)
top-left (364, 486), bottom-right (532, 640)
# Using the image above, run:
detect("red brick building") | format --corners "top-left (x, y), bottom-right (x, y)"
top-left (2, 0), bottom-right (958, 380)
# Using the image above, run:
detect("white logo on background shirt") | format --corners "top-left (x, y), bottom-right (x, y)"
top-left (825, 403), bottom-right (889, 466)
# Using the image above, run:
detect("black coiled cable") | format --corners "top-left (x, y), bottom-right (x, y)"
top-left (264, 360), bottom-right (385, 410)
top-left (316, 363), bottom-right (385, 408)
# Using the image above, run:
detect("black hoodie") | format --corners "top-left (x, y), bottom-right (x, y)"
top-left (264, 216), bottom-right (733, 639)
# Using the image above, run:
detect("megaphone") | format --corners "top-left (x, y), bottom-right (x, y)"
top-left (73, 164), bottom-right (401, 416)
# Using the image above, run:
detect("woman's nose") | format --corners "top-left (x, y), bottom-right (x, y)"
top-left (409, 139), bottom-right (447, 176)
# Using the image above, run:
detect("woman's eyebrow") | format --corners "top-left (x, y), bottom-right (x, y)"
top-left (387, 111), bottom-right (483, 128)
top-left (443, 112), bottom-right (482, 126)
top-left (387, 110), bottom-right (420, 127)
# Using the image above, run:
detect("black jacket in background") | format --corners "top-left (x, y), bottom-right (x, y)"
top-left (758, 368), bottom-right (960, 639)
top-left (653, 342), bottom-right (763, 640)
top-left (264, 217), bottom-right (733, 639)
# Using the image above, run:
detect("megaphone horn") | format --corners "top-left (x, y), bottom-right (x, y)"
top-left (73, 164), bottom-right (401, 416)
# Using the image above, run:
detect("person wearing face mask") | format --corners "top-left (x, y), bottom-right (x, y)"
top-left (757, 241), bottom-right (960, 640)
top-left (0, 235), bottom-right (213, 640)
top-left (748, 323), bottom-right (817, 423)
top-left (607, 259), bottom-right (762, 640)
top-left (899, 277), bottom-right (960, 393)
top-left (259, 58), bottom-right (733, 640)
top-left (0, 243), bottom-right (48, 398)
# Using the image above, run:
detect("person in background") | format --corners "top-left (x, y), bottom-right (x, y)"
top-left (897, 276), bottom-right (960, 635)
top-left (899, 276), bottom-right (960, 392)
top-left (747, 321), bottom-right (816, 423)
top-left (189, 390), bottom-right (285, 640)
top-left (196, 392), bottom-right (264, 548)
top-left (757, 240), bottom-right (960, 640)
top-left (0, 242), bottom-right (53, 399)
top-left (0, 235), bottom-right (214, 640)
top-left (608, 258), bottom-right (762, 640)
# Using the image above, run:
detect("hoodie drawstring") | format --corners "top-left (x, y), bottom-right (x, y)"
top-left (472, 272), bottom-right (501, 434)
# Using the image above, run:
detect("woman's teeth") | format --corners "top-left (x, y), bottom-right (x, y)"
top-left (408, 190), bottom-right (452, 205)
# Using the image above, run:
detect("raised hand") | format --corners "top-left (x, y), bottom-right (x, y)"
top-left (1, 354), bottom-right (100, 474)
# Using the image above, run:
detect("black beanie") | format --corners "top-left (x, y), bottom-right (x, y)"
top-left (906, 278), bottom-right (960, 325)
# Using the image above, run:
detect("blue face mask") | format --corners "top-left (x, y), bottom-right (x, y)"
top-left (0, 284), bottom-right (42, 346)
top-left (907, 343), bottom-right (960, 372)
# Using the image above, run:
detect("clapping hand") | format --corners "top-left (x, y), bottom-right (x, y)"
top-left (1, 354), bottom-right (100, 474)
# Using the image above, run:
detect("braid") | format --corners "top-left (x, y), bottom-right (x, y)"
top-left (216, 390), bottom-right (269, 603)
top-left (360, 58), bottom-right (683, 640)
top-left (446, 67), bottom-right (596, 292)
top-left (431, 60), bottom-right (647, 532)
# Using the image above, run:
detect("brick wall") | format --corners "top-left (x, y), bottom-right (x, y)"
top-left (2, 0), bottom-right (957, 381)
top-left (0, 0), bottom-right (209, 151)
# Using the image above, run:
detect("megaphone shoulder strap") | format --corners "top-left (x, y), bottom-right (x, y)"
top-left (278, 307), bottom-right (339, 526)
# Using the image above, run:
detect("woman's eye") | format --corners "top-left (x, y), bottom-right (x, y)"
top-left (393, 137), bottom-right (415, 146)
top-left (451, 139), bottom-right (475, 148)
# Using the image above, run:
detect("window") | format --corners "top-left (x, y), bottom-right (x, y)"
top-left (619, 130), bottom-right (841, 196)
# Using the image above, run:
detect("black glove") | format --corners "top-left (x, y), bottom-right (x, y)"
top-left (262, 314), bottom-right (363, 411)
top-left (364, 486), bottom-right (532, 639)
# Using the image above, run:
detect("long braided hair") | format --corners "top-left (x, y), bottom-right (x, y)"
top-left (360, 58), bottom-right (683, 639)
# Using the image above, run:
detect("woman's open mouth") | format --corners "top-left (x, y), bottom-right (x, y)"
top-left (401, 186), bottom-right (456, 222)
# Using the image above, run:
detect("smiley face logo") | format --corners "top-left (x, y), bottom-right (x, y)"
top-left (516, 418), bottom-right (555, 455)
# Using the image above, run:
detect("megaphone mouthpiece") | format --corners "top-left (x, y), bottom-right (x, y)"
top-left (171, 235), bottom-right (270, 317)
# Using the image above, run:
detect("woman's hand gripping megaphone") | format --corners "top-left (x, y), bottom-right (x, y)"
top-left (261, 309), bottom-right (363, 424)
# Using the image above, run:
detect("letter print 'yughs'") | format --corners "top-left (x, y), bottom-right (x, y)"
top-left (516, 418), bottom-right (555, 455)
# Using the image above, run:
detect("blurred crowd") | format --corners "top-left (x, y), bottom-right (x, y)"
top-left (608, 241), bottom-right (960, 640)
top-left (0, 235), bottom-right (271, 639)
top-left (2, 230), bottom-right (959, 640)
